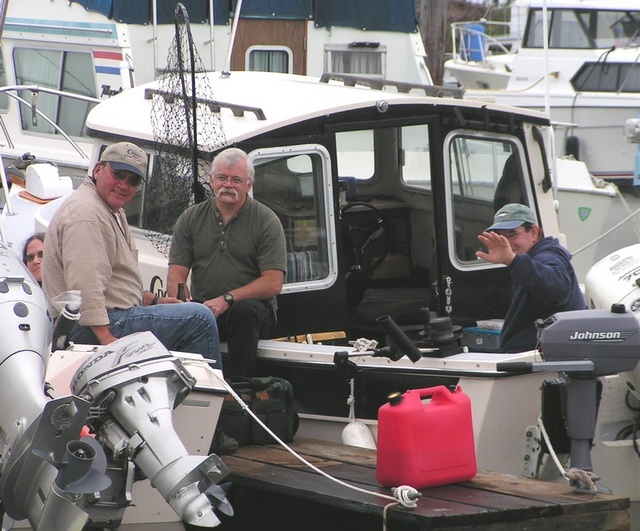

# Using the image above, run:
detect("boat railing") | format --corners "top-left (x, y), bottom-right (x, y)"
top-left (0, 85), bottom-right (101, 239)
top-left (319, 73), bottom-right (464, 99)
top-left (0, 85), bottom-right (101, 159)
top-left (144, 87), bottom-right (267, 120)
top-left (450, 21), bottom-right (518, 64)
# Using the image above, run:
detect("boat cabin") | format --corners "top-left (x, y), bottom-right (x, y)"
top-left (84, 71), bottom-right (558, 348)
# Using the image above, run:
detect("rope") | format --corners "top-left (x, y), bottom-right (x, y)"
top-left (347, 378), bottom-right (356, 422)
top-left (536, 416), bottom-right (598, 492)
top-left (216, 376), bottom-right (421, 526)
top-left (565, 468), bottom-right (597, 492)
top-left (382, 486), bottom-right (420, 530)
top-left (353, 337), bottom-right (378, 352)
top-left (347, 337), bottom-right (377, 425)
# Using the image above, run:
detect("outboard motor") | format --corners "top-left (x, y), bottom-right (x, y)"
top-left (0, 240), bottom-right (230, 528)
top-left (584, 243), bottom-right (640, 313)
top-left (0, 240), bottom-right (108, 530)
top-left (584, 243), bottom-right (640, 408)
top-left (498, 306), bottom-right (640, 490)
top-left (71, 331), bottom-right (231, 528)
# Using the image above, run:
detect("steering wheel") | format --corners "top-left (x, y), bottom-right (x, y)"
top-left (341, 202), bottom-right (389, 273)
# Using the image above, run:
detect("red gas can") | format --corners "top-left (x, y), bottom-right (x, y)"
top-left (376, 385), bottom-right (476, 489)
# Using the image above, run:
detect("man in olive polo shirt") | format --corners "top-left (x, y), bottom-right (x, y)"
top-left (168, 147), bottom-right (287, 378)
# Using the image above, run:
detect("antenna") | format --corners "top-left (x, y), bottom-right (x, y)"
top-left (222, 0), bottom-right (244, 76)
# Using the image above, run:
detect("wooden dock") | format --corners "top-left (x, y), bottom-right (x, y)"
top-left (217, 437), bottom-right (629, 531)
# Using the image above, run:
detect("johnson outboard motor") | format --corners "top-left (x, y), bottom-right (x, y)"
top-left (498, 306), bottom-right (640, 490)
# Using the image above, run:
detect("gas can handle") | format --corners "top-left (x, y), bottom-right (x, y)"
top-left (416, 385), bottom-right (454, 401)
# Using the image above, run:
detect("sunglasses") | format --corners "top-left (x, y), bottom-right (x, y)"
top-left (26, 250), bottom-right (43, 262)
top-left (111, 166), bottom-right (143, 187)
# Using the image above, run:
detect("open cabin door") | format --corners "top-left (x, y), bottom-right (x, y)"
top-left (230, 19), bottom-right (307, 75)
top-left (435, 131), bottom-right (534, 328)
top-left (248, 143), bottom-right (345, 336)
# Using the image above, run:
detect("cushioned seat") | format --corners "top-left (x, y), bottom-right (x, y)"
top-left (286, 251), bottom-right (321, 283)
top-left (356, 287), bottom-right (432, 325)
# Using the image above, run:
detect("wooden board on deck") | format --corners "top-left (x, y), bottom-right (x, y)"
top-left (218, 437), bottom-right (629, 531)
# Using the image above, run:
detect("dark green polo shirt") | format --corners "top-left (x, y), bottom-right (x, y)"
top-left (169, 196), bottom-right (287, 311)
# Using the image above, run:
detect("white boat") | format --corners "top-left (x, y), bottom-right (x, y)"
top-left (445, 0), bottom-right (640, 185)
top-left (3, 3), bottom-right (640, 527)
top-left (0, 0), bottom-right (632, 283)
top-left (5, 58), bottom-right (640, 523)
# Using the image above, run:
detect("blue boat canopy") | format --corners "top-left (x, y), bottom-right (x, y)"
top-left (71, 0), bottom-right (417, 31)
top-left (314, 0), bottom-right (418, 33)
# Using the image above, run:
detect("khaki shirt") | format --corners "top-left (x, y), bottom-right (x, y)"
top-left (43, 176), bottom-right (143, 325)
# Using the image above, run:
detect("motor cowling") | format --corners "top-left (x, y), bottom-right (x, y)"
top-left (584, 243), bottom-right (640, 314)
top-left (71, 331), bottom-right (231, 527)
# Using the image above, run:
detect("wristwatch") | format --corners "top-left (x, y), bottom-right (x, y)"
top-left (223, 292), bottom-right (234, 306)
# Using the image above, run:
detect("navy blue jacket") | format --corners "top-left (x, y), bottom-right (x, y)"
top-left (500, 236), bottom-right (586, 352)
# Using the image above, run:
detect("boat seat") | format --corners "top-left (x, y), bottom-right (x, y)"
top-left (286, 251), bottom-right (323, 283)
top-left (350, 287), bottom-right (432, 342)
top-left (493, 153), bottom-right (525, 212)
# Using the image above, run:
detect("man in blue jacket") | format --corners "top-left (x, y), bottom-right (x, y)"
top-left (476, 203), bottom-right (586, 352)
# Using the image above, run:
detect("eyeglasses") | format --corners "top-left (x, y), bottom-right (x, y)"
top-left (26, 250), bottom-right (43, 262)
top-left (110, 166), bottom-right (143, 187)
top-left (213, 174), bottom-right (247, 185)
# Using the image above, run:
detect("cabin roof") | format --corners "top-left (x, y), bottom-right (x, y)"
top-left (86, 71), bottom-right (550, 148)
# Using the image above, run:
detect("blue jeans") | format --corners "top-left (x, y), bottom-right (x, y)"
top-left (69, 302), bottom-right (221, 367)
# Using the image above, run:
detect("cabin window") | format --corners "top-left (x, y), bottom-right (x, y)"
top-left (572, 62), bottom-right (640, 93)
top-left (250, 145), bottom-right (337, 291)
top-left (336, 130), bottom-right (375, 180)
top-left (525, 8), bottom-right (640, 49)
top-left (400, 124), bottom-right (431, 190)
top-left (446, 134), bottom-right (528, 265)
top-left (247, 46), bottom-right (293, 74)
top-left (13, 48), bottom-right (97, 137)
top-left (577, 9), bottom-right (640, 48)
top-left (324, 44), bottom-right (387, 78)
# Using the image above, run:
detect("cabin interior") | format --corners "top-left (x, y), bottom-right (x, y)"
top-left (119, 113), bottom-right (531, 349)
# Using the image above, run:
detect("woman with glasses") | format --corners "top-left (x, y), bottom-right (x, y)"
top-left (22, 233), bottom-right (45, 285)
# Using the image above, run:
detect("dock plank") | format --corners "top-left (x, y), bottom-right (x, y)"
top-left (218, 438), bottom-right (630, 531)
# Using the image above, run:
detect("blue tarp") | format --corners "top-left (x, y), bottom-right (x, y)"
top-left (112, 1), bottom-right (150, 24)
top-left (155, 0), bottom-right (210, 24)
top-left (72, 0), bottom-right (229, 25)
top-left (314, 0), bottom-right (418, 33)
top-left (235, 0), bottom-right (312, 20)
top-left (71, 1), bottom-right (417, 32)
top-left (72, 0), bottom-right (111, 17)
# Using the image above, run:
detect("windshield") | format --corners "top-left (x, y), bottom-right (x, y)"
top-left (525, 8), bottom-right (640, 49)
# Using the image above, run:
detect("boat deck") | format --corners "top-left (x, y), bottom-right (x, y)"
top-left (217, 437), bottom-right (629, 531)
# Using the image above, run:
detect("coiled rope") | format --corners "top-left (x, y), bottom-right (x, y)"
top-left (537, 415), bottom-right (598, 492)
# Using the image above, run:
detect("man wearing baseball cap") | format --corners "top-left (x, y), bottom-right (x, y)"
top-left (476, 203), bottom-right (585, 352)
top-left (43, 142), bottom-right (221, 364)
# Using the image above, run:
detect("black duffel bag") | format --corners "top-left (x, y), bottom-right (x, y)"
top-left (219, 376), bottom-right (299, 445)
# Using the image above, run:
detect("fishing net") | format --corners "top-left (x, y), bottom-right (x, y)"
top-left (145, 3), bottom-right (226, 256)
